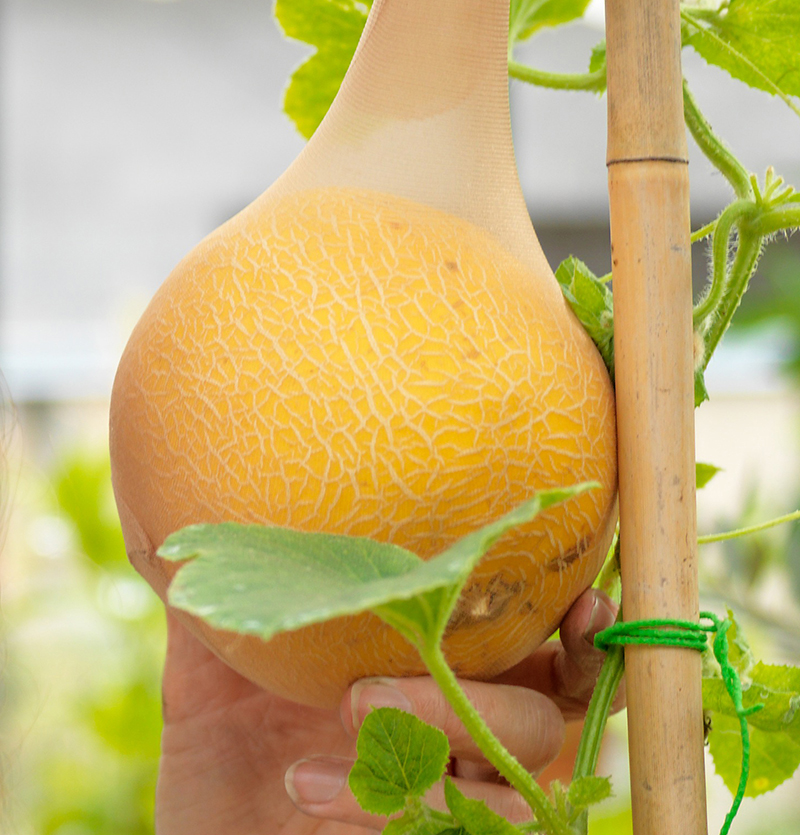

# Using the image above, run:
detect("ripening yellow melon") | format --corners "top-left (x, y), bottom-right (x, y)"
top-left (109, 187), bottom-right (617, 708)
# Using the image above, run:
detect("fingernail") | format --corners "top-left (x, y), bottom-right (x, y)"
top-left (285, 757), bottom-right (349, 805)
top-left (583, 591), bottom-right (617, 646)
top-left (350, 677), bottom-right (413, 729)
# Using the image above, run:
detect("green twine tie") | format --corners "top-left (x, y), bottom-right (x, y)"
top-left (594, 611), bottom-right (763, 835)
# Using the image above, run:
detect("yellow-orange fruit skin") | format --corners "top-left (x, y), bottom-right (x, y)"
top-left (110, 188), bottom-right (618, 709)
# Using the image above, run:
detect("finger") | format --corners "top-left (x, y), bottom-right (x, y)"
top-left (285, 757), bottom-right (533, 826)
top-left (285, 756), bottom-right (384, 831)
top-left (343, 675), bottom-right (565, 775)
top-left (552, 588), bottom-right (622, 713)
top-left (494, 589), bottom-right (622, 719)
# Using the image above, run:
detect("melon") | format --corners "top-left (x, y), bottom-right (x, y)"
top-left (109, 187), bottom-right (617, 708)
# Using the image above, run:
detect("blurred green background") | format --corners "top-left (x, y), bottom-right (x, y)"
top-left (1, 444), bottom-right (163, 834)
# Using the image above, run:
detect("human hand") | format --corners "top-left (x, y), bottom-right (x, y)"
top-left (155, 588), bottom-right (622, 834)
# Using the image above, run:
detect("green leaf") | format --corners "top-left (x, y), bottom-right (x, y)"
top-left (554, 257), bottom-right (614, 381)
top-left (586, 40), bottom-right (608, 93)
top-left (566, 775), bottom-right (613, 811)
top-left (373, 485), bottom-right (595, 645)
top-left (163, 486), bottom-right (593, 648)
top-left (348, 708), bottom-right (450, 816)
top-left (708, 710), bottom-right (800, 798)
top-left (444, 778), bottom-right (522, 834)
top-left (704, 662), bottom-right (800, 733)
top-left (704, 660), bottom-right (800, 796)
top-left (509, 0), bottom-right (591, 45)
top-left (163, 523), bottom-right (422, 639)
top-left (549, 779), bottom-right (568, 819)
top-left (694, 366), bottom-right (709, 407)
top-left (275, 0), bottom-right (371, 138)
top-left (682, 0), bottom-right (800, 117)
top-left (723, 608), bottom-right (756, 678)
top-left (696, 462), bottom-right (722, 489)
top-left (589, 41), bottom-right (607, 75)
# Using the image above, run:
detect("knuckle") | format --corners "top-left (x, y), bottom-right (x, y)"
top-left (525, 695), bottom-right (566, 766)
top-left (404, 680), bottom-right (463, 738)
top-left (474, 684), bottom-right (565, 770)
top-left (438, 694), bottom-right (470, 742)
top-left (552, 648), bottom-right (597, 704)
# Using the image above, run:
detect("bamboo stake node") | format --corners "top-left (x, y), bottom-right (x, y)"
top-left (604, 0), bottom-right (708, 833)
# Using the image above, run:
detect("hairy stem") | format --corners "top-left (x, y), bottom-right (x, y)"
top-left (509, 60), bottom-right (606, 92)
top-left (691, 218), bottom-right (717, 243)
top-left (419, 641), bottom-right (572, 835)
top-left (693, 200), bottom-right (756, 327)
top-left (701, 226), bottom-right (763, 367)
top-left (683, 80), bottom-right (752, 200)
top-left (754, 204), bottom-right (800, 237)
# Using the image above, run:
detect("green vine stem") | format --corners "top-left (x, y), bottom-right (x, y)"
top-left (418, 640), bottom-right (572, 835)
top-left (692, 199), bottom-right (757, 327)
top-left (570, 644), bottom-right (625, 835)
top-left (698, 509), bottom-right (800, 544)
top-left (692, 218), bottom-right (718, 243)
top-left (685, 87), bottom-right (799, 369)
top-left (683, 80), bottom-right (752, 200)
top-left (700, 225), bottom-right (763, 368)
top-left (755, 204), bottom-right (800, 236)
top-left (508, 60), bottom-right (606, 92)
top-left (571, 646), bottom-right (625, 784)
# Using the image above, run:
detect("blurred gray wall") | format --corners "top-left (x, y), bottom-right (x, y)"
top-left (1, 0), bottom-right (798, 401)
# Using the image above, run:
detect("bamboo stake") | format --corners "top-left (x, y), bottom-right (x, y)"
top-left (604, 2), bottom-right (708, 834)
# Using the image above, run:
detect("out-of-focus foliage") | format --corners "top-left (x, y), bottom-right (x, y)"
top-left (276, 0), bottom-right (372, 139)
top-left (708, 241), bottom-right (800, 657)
top-left (54, 453), bottom-right (127, 569)
top-left (732, 246), bottom-right (800, 376)
top-left (587, 804), bottom-right (633, 835)
top-left (682, 0), bottom-right (800, 109)
top-left (508, 0), bottom-right (591, 45)
top-left (1, 445), bottom-right (163, 835)
top-left (702, 610), bottom-right (800, 797)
